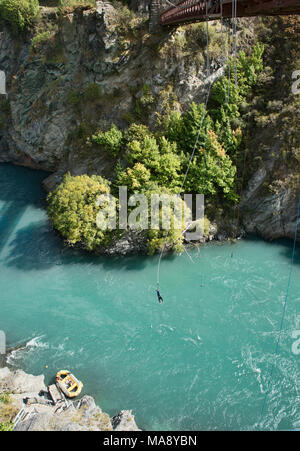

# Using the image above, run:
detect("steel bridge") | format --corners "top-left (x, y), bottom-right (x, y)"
top-left (160, 0), bottom-right (300, 26)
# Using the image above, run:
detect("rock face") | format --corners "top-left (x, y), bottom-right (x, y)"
top-left (0, 367), bottom-right (140, 431)
top-left (103, 230), bottom-right (148, 255)
top-left (238, 16), bottom-right (300, 242)
top-left (0, 367), bottom-right (46, 395)
top-left (130, 0), bottom-right (151, 12)
top-left (241, 171), bottom-right (299, 241)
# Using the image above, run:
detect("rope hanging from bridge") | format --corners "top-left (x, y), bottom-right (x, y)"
top-left (156, 0), bottom-right (241, 299)
top-left (156, 9), bottom-right (213, 298)
top-left (220, 1), bottom-right (227, 103)
top-left (156, 84), bottom-right (212, 294)
top-left (232, 0), bottom-right (238, 89)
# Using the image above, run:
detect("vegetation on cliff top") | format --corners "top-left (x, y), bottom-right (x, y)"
top-left (0, 393), bottom-right (17, 431)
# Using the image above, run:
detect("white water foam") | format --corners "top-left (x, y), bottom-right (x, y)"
top-left (6, 335), bottom-right (49, 366)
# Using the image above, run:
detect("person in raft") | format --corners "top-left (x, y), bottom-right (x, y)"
top-left (156, 289), bottom-right (164, 304)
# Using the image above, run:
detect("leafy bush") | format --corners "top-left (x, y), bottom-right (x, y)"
top-left (31, 31), bottom-right (50, 50)
top-left (0, 421), bottom-right (14, 431)
top-left (116, 162), bottom-right (151, 192)
top-left (92, 125), bottom-right (123, 157)
top-left (47, 173), bottom-right (115, 251)
top-left (0, 393), bottom-right (11, 404)
top-left (0, 0), bottom-right (39, 30)
top-left (58, 0), bottom-right (95, 13)
top-left (92, 123), bottom-right (181, 194)
top-left (135, 84), bottom-right (155, 119)
top-left (166, 104), bottom-right (237, 199)
top-left (147, 228), bottom-right (184, 256)
top-left (146, 188), bottom-right (187, 255)
top-left (0, 392), bottom-right (17, 429)
top-left (121, 124), bottom-right (181, 192)
top-left (209, 43), bottom-right (265, 151)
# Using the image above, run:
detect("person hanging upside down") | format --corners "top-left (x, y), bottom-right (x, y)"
top-left (156, 289), bottom-right (164, 304)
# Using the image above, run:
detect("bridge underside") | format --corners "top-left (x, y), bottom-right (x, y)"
top-left (160, 0), bottom-right (300, 26)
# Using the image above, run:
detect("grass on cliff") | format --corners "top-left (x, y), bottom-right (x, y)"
top-left (0, 393), bottom-right (17, 431)
top-left (57, 0), bottom-right (96, 13)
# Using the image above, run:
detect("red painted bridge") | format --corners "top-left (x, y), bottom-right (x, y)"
top-left (160, 0), bottom-right (300, 26)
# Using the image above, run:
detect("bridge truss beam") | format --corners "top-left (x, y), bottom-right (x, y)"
top-left (160, 0), bottom-right (300, 26)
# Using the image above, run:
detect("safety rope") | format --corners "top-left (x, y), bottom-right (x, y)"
top-left (227, 25), bottom-right (231, 102)
top-left (232, 0), bottom-right (238, 89)
top-left (156, 0), bottom-right (238, 293)
top-left (231, 113), bottom-right (251, 259)
top-left (156, 5), bottom-right (212, 292)
top-left (156, 86), bottom-right (211, 291)
top-left (220, 1), bottom-right (228, 103)
top-left (258, 195), bottom-right (300, 428)
top-left (226, 0), bottom-right (238, 103)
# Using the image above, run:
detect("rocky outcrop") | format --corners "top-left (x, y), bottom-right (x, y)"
top-left (0, 367), bottom-right (140, 431)
top-left (112, 410), bottom-right (141, 431)
top-left (240, 139), bottom-right (300, 241)
top-left (240, 164), bottom-right (299, 241)
top-left (102, 229), bottom-right (148, 255)
top-left (0, 367), bottom-right (46, 395)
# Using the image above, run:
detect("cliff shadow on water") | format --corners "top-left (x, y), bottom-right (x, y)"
top-left (0, 163), bottom-right (153, 271)
top-left (0, 164), bottom-right (50, 254)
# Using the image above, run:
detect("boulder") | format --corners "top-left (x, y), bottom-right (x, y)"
top-left (0, 367), bottom-right (46, 395)
top-left (112, 410), bottom-right (141, 431)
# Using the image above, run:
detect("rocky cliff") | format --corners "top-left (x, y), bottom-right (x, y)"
top-left (0, 2), bottom-right (299, 243)
top-left (239, 17), bottom-right (300, 241)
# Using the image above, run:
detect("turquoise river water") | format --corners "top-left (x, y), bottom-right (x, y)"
top-left (0, 163), bottom-right (299, 431)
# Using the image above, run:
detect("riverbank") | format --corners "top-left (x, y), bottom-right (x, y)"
top-left (0, 366), bottom-right (140, 431)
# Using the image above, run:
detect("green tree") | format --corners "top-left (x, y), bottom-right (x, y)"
top-left (180, 129), bottom-right (237, 199)
top-left (116, 162), bottom-right (151, 193)
top-left (123, 124), bottom-right (181, 191)
top-left (144, 187), bottom-right (188, 255)
top-left (0, 0), bottom-right (39, 30)
top-left (166, 103), bottom-right (210, 154)
top-left (210, 44), bottom-right (264, 116)
top-left (165, 104), bottom-right (237, 199)
top-left (92, 124), bottom-right (123, 157)
top-left (47, 173), bottom-right (115, 251)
